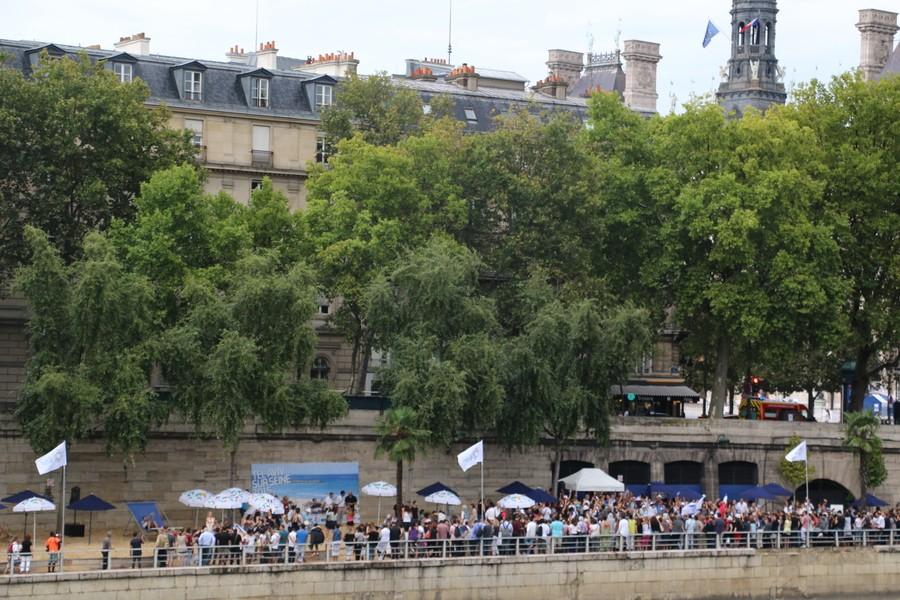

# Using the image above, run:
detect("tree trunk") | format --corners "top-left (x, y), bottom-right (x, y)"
top-left (228, 446), bottom-right (238, 488)
top-left (352, 338), bottom-right (371, 395)
top-left (850, 346), bottom-right (873, 413)
top-left (709, 336), bottom-right (730, 419)
top-left (807, 387), bottom-right (815, 422)
top-left (551, 444), bottom-right (562, 497)
top-left (859, 454), bottom-right (868, 509)
top-left (395, 459), bottom-right (404, 519)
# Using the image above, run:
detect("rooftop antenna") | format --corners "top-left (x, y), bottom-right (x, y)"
top-left (615, 18), bottom-right (623, 52)
top-left (447, 0), bottom-right (453, 64)
top-left (254, 0), bottom-right (260, 51)
top-left (587, 21), bottom-right (595, 60)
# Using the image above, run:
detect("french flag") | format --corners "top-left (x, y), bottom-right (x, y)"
top-left (740, 18), bottom-right (760, 33)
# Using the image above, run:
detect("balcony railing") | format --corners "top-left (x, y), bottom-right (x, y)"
top-left (251, 150), bottom-right (273, 169)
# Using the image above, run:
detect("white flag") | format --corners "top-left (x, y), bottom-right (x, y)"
top-left (681, 495), bottom-right (706, 518)
top-left (457, 440), bottom-right (484, 472)
top-left (785, 440), bottom-right (807, 463)
top-left (35, 441), bottom-right (67, 475)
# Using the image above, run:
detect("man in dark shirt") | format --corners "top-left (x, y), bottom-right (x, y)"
top-left (129, 532), bottom-right (143, 568)
top-left (389, 521), bottom-right (402, 559)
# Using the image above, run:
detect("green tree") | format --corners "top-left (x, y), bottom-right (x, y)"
top-left (374, 407), bottom-right (430, 517)
top-left (0, 52), bottom-right (194, 286)
top-left (783, 74), bottom-right (900, 412)
top-left (778, 435), bottom-right (816, 491)
top-left (366, 237), bottom-right (504, 446)
top-left (844, 412), bottom-right (888, 505)
top-left (320, 72), bottom-right (424, 146)
top-left (648, 102), bottom-right (844, 418)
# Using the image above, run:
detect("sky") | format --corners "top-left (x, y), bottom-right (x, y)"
top-left (3, 0), bottom-right (898, 112)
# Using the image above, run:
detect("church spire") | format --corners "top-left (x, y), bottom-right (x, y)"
top-left (716, 0), bottom-right (787, 115)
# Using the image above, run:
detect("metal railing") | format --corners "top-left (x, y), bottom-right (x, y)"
top-left (2, 530), bottom-right (897, 577)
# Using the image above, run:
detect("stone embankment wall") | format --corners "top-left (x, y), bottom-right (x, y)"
top-left (4, 547), bottom-right (900, 600)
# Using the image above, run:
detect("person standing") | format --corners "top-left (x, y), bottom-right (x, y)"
top-left (6, 536), bottom-right (21, 575)
top-left (197, 527), bottom-right (215, 566)
top-left (44, 532), bottom-right (60, 573)
top-left (101, 531), bottom-right (112, 570)
top-left (129, 531), bottom-right (144, 569)
top-left (154, 528), bottom-right (169, 568)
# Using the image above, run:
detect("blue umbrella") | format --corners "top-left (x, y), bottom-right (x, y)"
top-left (2, 490), bottom-right (51, 504)
top-left (762, 483), bottom-right (792, 497)
top-left (68, 494), bottom-right (116, 543)
top-left (852, 493), bottom-right (888, 508)
top-left (738, 486), bottom-right (783, 502)
top-left (0, 503), bottom-right (5, 510)
top-left (526, 488), bottom-right (557, 505)
top-left (497, 481), bottom-right (534, 495)
top-left (416, 482), bottom-right (459, 498)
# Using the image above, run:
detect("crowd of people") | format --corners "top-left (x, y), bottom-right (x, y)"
top-left (6, 490), bottom-right (900, 574)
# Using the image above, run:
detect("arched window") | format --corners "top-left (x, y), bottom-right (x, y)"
top-left (664, 461), bottom-right (703, 485)
top-left (608, 461), bottom-right (651, 485)
top-left (738, 23), bottom-right (746, 47)
top-left (751, 23), bottom-right (761, 45)
top-left (310, 356), bottom-right (330, 380)
top-left (765, 23), bottom-right (773, 47)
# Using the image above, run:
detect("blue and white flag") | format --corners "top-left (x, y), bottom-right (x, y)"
top-left (681, 495), bottom-right (706, 517)
top-left (703, 20), bottom-right (720, 48)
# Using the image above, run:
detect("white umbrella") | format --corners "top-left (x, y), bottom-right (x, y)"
top-left (424, 490), bottom-right (461, 506)
top-left (179, 489), bottom-right (211, 508)
top-left (249, 493), bottom-right (285, 515)
top-left (13, 497), bottom-right (56, 541)
top-left (497, 493), bottom-right (535, 510)
top-left (362, 481), bottom-right (397, 519)
top-left (207, 488), bottom-right (251, 510)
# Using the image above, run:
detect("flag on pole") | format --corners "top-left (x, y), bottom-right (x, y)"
top-left (785, 440), bottom-right (808, 463)
top-left (681, 495), bottom-right (706, 517)
top-left (740, 18), bottom-right (760, 33)
top-left (35, 441), bottom-right (67, 475)
top-left (702, 20), bottom-right (720, 48)
top-left (457, 440), bottom-right (484, 472)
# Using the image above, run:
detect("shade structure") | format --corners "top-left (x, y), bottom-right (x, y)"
top-left (207, 488), bottom-right (251, 509)
top-left (179, 489), bottom-right (212, 508)
top-left (646, 482), bottom-right (703, 501)
top-left (424, 490), bottom-right (462, 506)
top-left (417, 482), bottom-right (459, 498)
top-left (497, 494), bottom-right (535, 510)
top-left (560, 468), bottom-right (625, 493)
top-left (852, 493), bottom-right (888, 508)
top-left (249, 493), bottom-right (285, 515)
top-left (497, 481), bottom-right (534, 496)
top-left (68, 494), bottom-right (115, 543)
top-left (736, 486), bottom-right (784, 502)
top-left (362, 482), bottom-right (397, 497)
top-left (13, 497), bottom-right (56, 541)
top-left (2, 490), bottom-right (51, 504)
top-left (526, 488), bottom-right (557, 505)
top-left (762, 483), bottom-right (793, 497)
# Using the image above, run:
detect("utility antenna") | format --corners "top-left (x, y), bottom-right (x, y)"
top-left (254, 0), bottom-right (260, 51)
top-left (586, 21), bottom-right (594, 59)
top-left (615, 18), bottom-right (623, 51)
top-left (447, 0), bottom-right (453, 64)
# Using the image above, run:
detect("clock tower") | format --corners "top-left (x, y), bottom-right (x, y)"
top-left (716, 0), bottom-right (787, 115)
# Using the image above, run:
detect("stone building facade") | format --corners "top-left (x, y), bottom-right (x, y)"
top-left (857, 8), bottom-right (900, 81)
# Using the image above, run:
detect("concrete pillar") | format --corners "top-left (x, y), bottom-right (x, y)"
top-left (704, 449), bottom-right (720, 499)
top-left (857, 9), bottom-right (899, 81)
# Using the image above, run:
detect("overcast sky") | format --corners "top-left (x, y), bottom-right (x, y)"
top-left (3, 0), bottom-right (898, 112)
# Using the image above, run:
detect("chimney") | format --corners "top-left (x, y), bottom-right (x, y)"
top-left (298, 51), bottom-right (360, 78)
top-left (857, 9), bottom-right (899, 81)
top-left (446, 63), bottom-right (478, 91)
top-left (622, 40), bottom-right (662, 114)
top-left (532, 74), bottom-right (568, 99)
top-left (114, 32), bottom-right (150, 56)
top-left (256, 40), bottom-right (278, 70)
top-left (411, 67), bottom-right (438, 82)
top-left (226, 44), bottom-right (250, 64)
top-left (546, 49), bottom-right (584, 87)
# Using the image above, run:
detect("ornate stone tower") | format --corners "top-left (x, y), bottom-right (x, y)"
top-left (856, 9), bottom-right (898, 81)
top-left (716, 0), bottom-right (786, 115)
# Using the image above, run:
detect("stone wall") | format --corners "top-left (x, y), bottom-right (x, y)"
top-left (5, 547), bottom-right (900, 599)
top-left (3, 414), bottom-right (900, 534)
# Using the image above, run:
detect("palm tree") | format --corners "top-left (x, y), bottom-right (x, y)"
top-left (843, 411), bottom-right (887, 508)
top-left (375, 407), bottom-right (430, 518)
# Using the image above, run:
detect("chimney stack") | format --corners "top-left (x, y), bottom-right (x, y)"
top-left (255, 40), bottom-right (278, 70)
top-left (546, 49), bottom-right (584, 87)
top-left (299, 51), bottom-right (360, 78)
top-left (532, 74), bottom-right (568, 99)
top-left (226, 44), bottom-right (250, 64)
top-left (114, 32), bottom-right (150, 56)
top-left (857, 9), bottom-right (898, 81)
top-left (446, 63), bottom-right (478, 91)
top-left (622, 40), bottom-right (661, 114)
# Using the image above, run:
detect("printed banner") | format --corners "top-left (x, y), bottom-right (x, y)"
top-left (251, 462), bottom-right (359, 502)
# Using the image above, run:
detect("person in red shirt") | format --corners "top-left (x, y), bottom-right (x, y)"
top-left (45, 532), bottom-right (61, 573)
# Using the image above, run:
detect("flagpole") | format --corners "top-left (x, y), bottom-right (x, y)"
top-left (480, 457), bottom-right (484, 521)
top-left (60, 464), bottom-right (66, 573)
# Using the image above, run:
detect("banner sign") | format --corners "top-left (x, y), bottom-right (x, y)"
top-left (251, 462), bottom-right (359, 502)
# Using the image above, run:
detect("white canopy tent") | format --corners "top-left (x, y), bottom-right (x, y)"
top-left (560, 468), bottom-right (625, 493)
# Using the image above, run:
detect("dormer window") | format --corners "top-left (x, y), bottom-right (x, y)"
top-left (315, 84), bottom-right (333, 108)
top-left (464, 108), bottom-right (478, 123)
top-left (184, 70), bottom-right (202, 101)
top-left (251, 77), bottom-right (269, 108)
top-left (113, 62), bottom-right (133, 83)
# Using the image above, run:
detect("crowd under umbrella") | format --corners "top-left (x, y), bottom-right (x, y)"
top-left (497, 494), bottom-right (535, 510)
top-left (362, 481), bottom-right (397, 521)
top-left (3, 490), bottom-right (52, 536)
top-left (179, 489), bottom-right (212, 528)
top-left (424, 490), bottom-right (462, 514)
top-left (68, 494), bottom-right (115, 543)
top-left (13, 496), bottom-right (56, 541)
top-left (206, 488), bottom-right (251, 521)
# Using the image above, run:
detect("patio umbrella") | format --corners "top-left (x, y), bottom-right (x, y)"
top-left (526, 488), bottom-right (558, 505)
top-left (497, 494), bottom-right (535, 510)
top-left (206, 488), bottom-right (251, 509)
top-left (852, 494), bottom-right (888, 508)
top-left (362, 481), bottom-right (397, 520)
top-left (13, 497), bottom-right (56, 541)
top-left (179, 489), bottom-right (212, 528)
top-left (737, 486), bottom-right (783, 502)
top-left (3, 491), bottom-right (51, 537)
top-left (762, 483), bottom-right (793, 497)
top-left (497, 481), bottom-right (534, 495)
top-left (424, 490), bottom-right (462, 506)
top-left (249, 493), bottom-right (285, 515)
top-left (67, 494), bottom-right (115, 544)
top-left (416, 482), bottom-right (459, 497)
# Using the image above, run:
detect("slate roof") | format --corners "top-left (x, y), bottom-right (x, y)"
top-left (880, 42), bottom-right (900, 79)
top-left (569, 66), bottom-right (627, 98)
top-left (0, 38), bottom-right (328, 120)
top-left (395, 77), bottom-right (589, 133)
